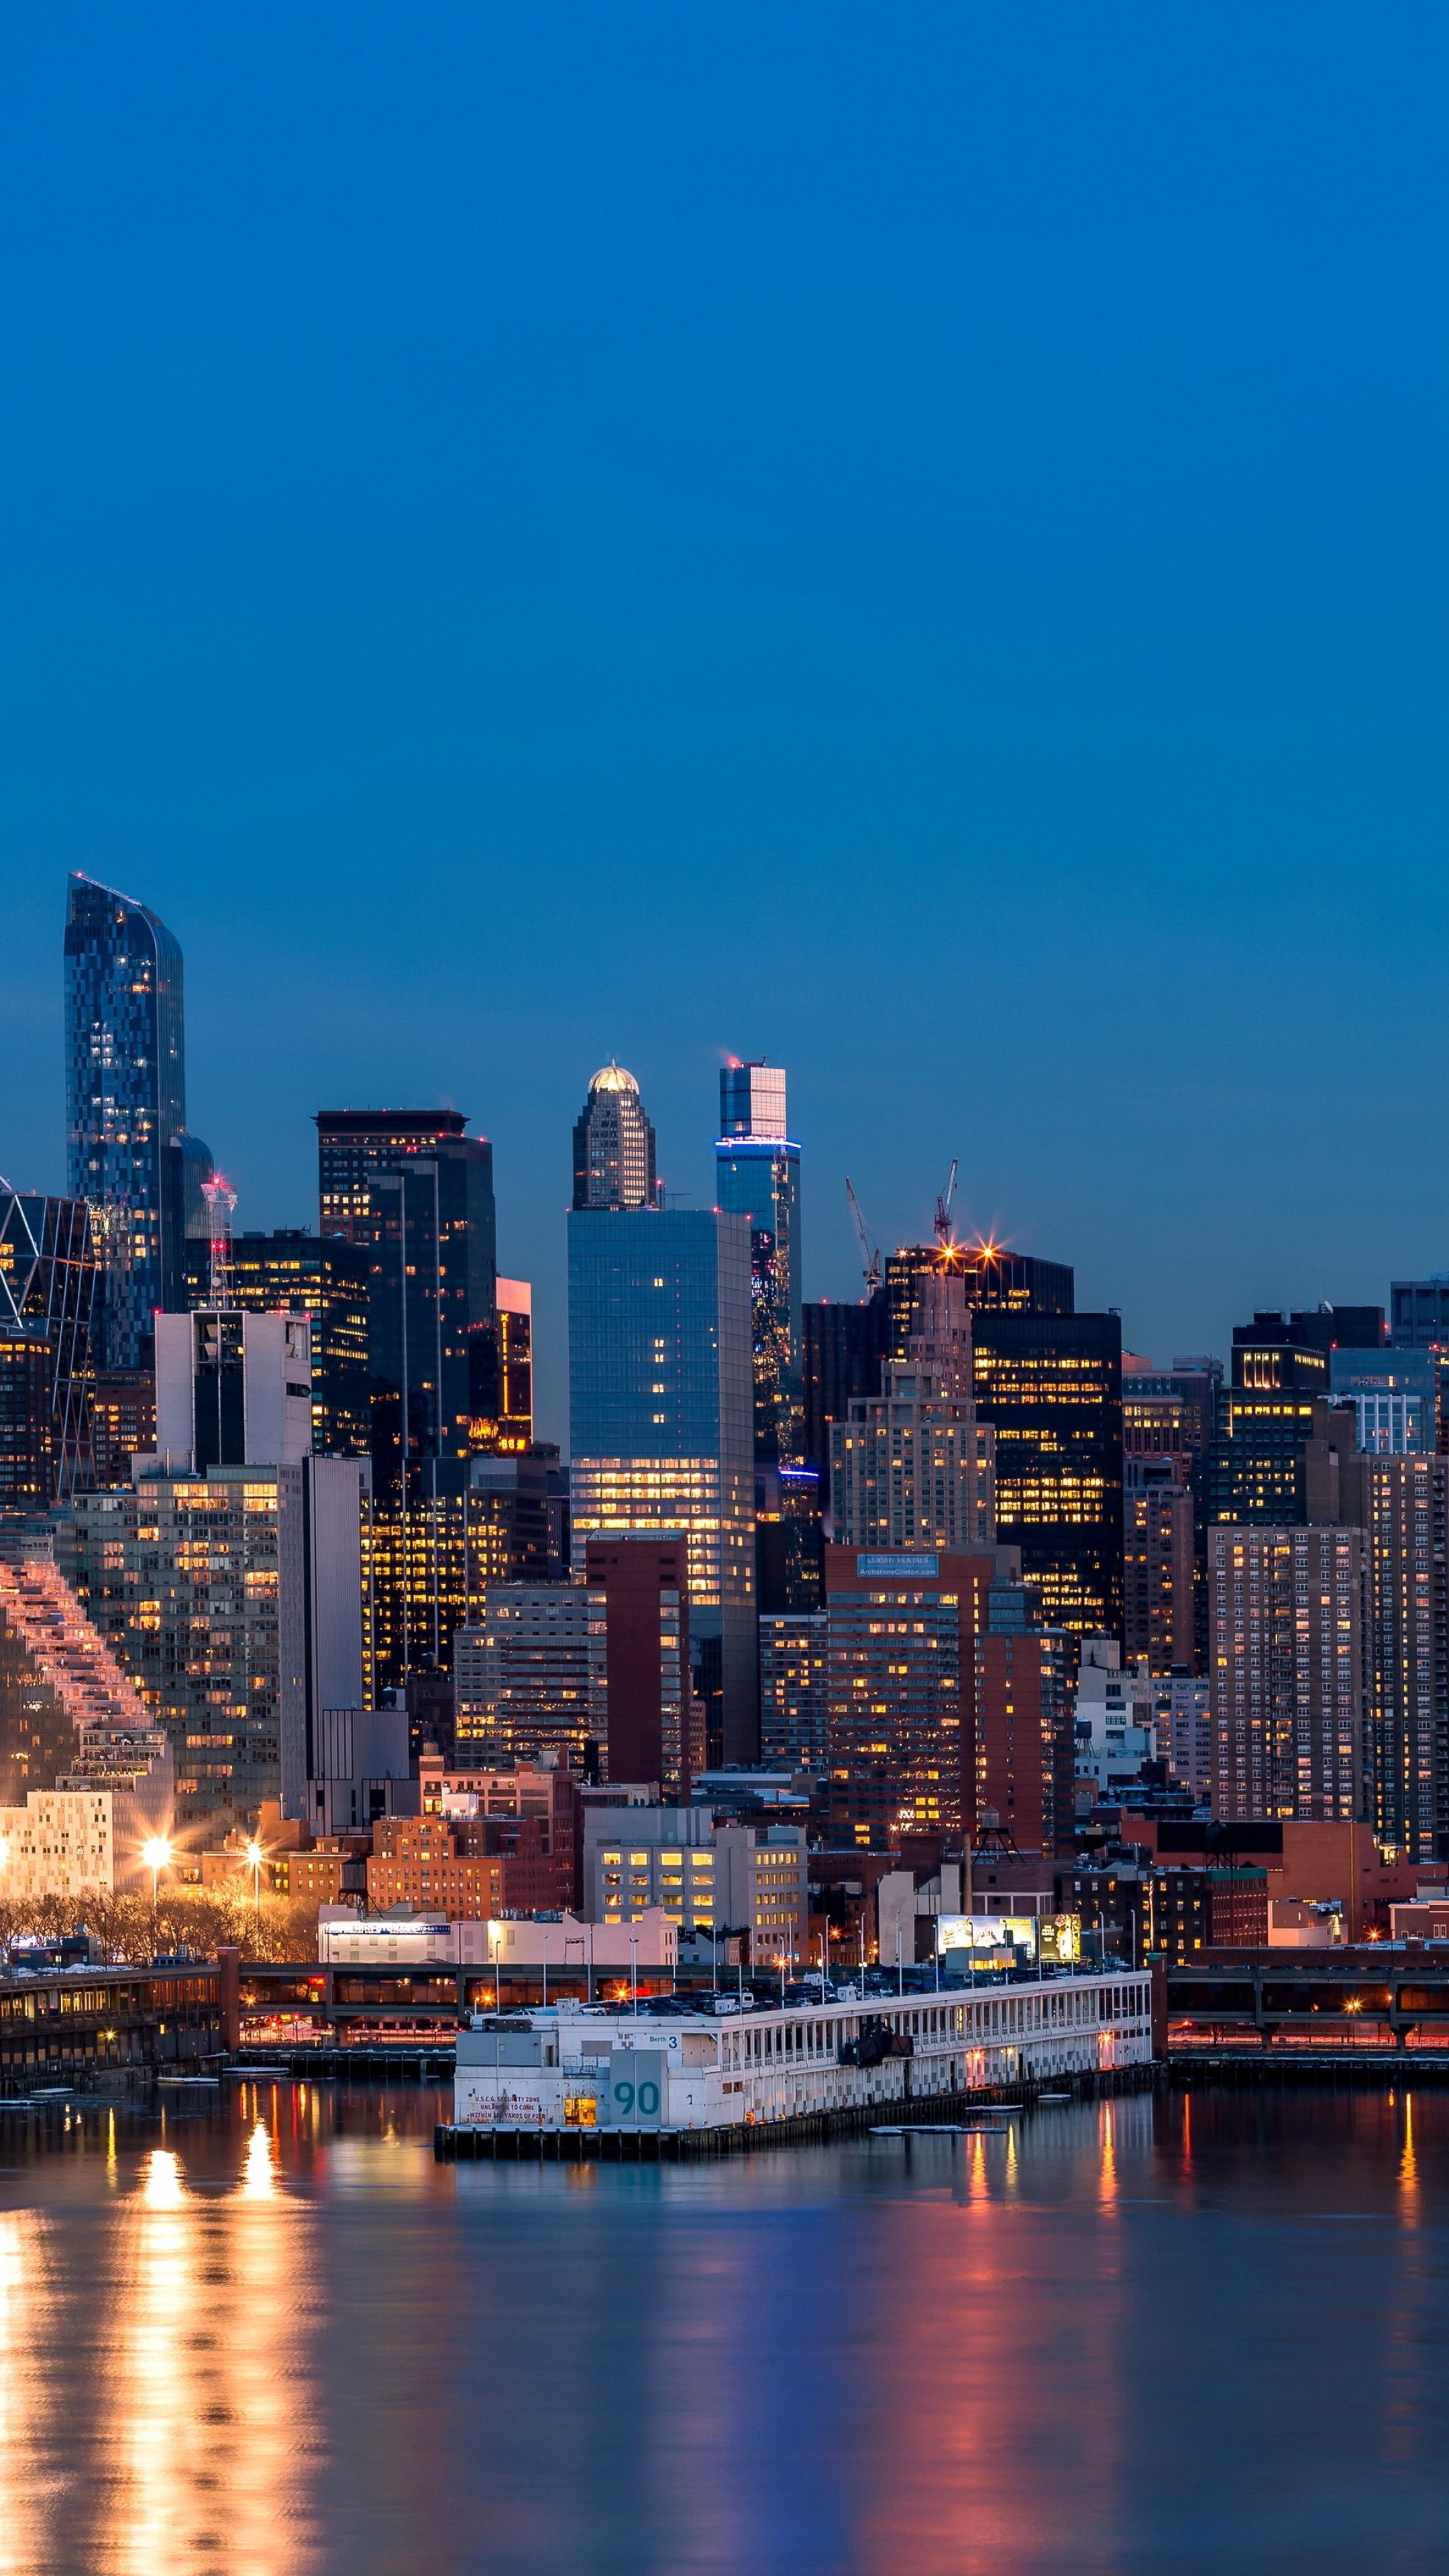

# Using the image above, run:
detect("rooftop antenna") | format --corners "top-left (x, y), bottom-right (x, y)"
top-left (844, 1177), bottom-right (881, 1296)
top-left (201, 1175), bottom-right (237, 1309)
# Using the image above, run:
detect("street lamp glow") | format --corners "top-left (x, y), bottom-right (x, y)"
top-left (142, 1838), bottom-right (172, 1873)
top-left (244, 1838), bottom-right (264, 1919)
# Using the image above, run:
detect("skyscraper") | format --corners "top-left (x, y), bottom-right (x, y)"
top-left (183, 1228), bottom-right (372, 1458)
top-left (971, 1307), bottom-right (1125, 1646)
top-left (316, 1109), bottom-right (496, 1687)
top-left (1209, 1525), bottom-right (1365, 1823)
top-left (572, 1064), bottom-right (659, 1210)
top-left (0, 1182), bottom-right (99, 1501)
top-left (568, 1189), bottom-right (757, 1760)
top-left (1350, 1453), bottom-right (1449, 1864)
top-left (715, 1061), bottom-right (802, 1471)
top-left (64, 873), bottom-right (209, 1369)
top-left (1122, 1453), bottom-right (1195, 1672)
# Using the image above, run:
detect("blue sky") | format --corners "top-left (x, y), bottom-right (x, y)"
top-left (2, 5), bottom-right (1446, 1438)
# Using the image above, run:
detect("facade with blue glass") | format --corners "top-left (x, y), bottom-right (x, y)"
top-left (64, 872), bottom-right (206, 1369)
top-left (568, 1205), bottom-right (758, 1760)
top-left (714, 1061), bottom-right (802, 1472)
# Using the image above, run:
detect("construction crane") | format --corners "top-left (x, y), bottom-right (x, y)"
top-left (932, 1157), bottom-right (959, 1250)
top-left (844, 1177), bottom-right (881, 1296)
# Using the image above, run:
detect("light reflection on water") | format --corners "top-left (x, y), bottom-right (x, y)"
top-left (0, 2084), bottom-right (1447, 2573)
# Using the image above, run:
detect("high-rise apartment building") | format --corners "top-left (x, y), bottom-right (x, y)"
top-left (572, 1064), bottom-right (659, 1211)
top-left (759, 1611), bottom-right (827, 1767)
top-left (823, 1542), bottom-right (999, 1844)
top-left (0, 1183), bottom-right (98, 1502)
top-left (715, 1061), bottom-right (802, 1472)
top-left (585, 1536), bottom-right (700, 1796)
top-left (1122, 1357), bottom-right (1222, 1670)
top-left (64, 873), bottom-right (210, 1369)
top-left (970, 1308), bottom-right (1124, 1645)
top-left (63, 1455), bottom-right (370, 1833)
top-left (568, 1198), bottom-right (757, 1760)
top-left (184, 1228), bottom-right (371, 1457)
top-left (1122, 1454), bottom-right (1195, 1672)
top-left (1352, 1454), bottom-right (1449, 1863)
top-left (972, 1573), bottom-right (1073, 1858)
top-left (1152, 1672), bottom-right (1214, 1799)
top-left (1209, 1525), bottom-right (1366, 1823)
top-left (453, 1585), bottom-right (599, 1772)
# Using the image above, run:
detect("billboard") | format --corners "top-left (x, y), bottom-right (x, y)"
top-left (936, 1913), bottom-right (1081, 1965)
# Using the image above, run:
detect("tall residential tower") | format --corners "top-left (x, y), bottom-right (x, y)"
top-left (64, 873), bottom-right (211, 1368)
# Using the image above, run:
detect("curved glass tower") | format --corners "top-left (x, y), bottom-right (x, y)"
top-left (64, 872), bottom-right (189, 1368)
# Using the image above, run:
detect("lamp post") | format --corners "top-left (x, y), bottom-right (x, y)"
top-left (490, 1925), bottom-right (501, 2015)
top-left (244, 1839), bottom-right (264, 1924)
top-left (629, 1931), bottom-right (639, 2017)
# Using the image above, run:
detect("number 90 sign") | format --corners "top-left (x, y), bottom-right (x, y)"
top-left (610, 2054), bottom-right (664, 2127)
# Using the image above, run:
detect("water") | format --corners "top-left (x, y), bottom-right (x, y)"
top-left (1, 2080), bottom-right (1447, 2574)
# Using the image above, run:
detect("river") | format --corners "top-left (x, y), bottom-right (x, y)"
top-left (0, 2078), bottom-right (1445, 2573)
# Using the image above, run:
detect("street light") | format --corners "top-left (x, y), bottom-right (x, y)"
top-left (244, 1839), bottom-right (264, 1921)
top-left (490, 1923), bottom-right (502, 2015)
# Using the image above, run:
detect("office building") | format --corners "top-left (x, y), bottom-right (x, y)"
top-left (1229, 1314), bottom-right (1330, 1395)
top-left (418, 1748), bottom-right (582, 1909)
top-left (759, 1612), bottom-right (827, 1767)
top-left (453, 1585), bottom-right (599, 1771)
top-left (823, 1542), bottom-right (1000, 1844)
top-left (884, 1244), bottom-right (1075, 1356)
top-left (572, 1063), bottom-right (659, 1211)
top-left (830, 1264), bottom-right (994, 1556)
top-left (155, 1309), bottom-right (314, 1470)
top-left (304, 1704), bottom-right (413, 1839)
top-left (468, 1277), bottom-right (534, 1453)
top-left (1210, 1389), bottom-right (1356, 1528)
top-left (184, 1228), bottom-right (371, 1457)
top-left (1353, 1454), bottom-right (1449, 1864)
top-left (1330, 1347), bottom-right (1436, 1455)
top-left (1152, 1673), bottom-right (1214, 1800)
top-left (64, 872), bottom-right (209, 1370)
top-left (973, 1574), bottom-right (1073, 1857)
top-left (1392, 1276), bottom-right (1449, 1352)
top-left (89, 1371), bottom-right (156, 1491)
top-left (971, 1307), bottom-right (1124, 1644)
top-left (1122, 1453), bottom-right (1195, 1671)
top-left (316, 1108), bottom-right (496, 1686)
top-left (63, 1454), bottom-right (371, 1835)
top-left (465, 1447), bottom-right (570, 1587)
top-left (1209, 1525), bottom-right (1366, 1823)
top-left (0, 1183), bottom-right (98, 1501)
top-left (582, 1803), bottom-right (808, 1962)
top-left (568, 1199), bottom-right (756, 1761)
top-left (715, 1061), bottom-right (802, 1472)
top-left (316, 1106), bottom-right (496, 1486)
top-left (802, 1293), bottom-right (889, 1481)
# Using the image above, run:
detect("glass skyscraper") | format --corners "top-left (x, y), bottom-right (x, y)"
top-left (715, 1061), bottom-right (802, 1470)
top-left (568, 1202), bottom-right (758, 1761)
top-left (64, 872), bottom-right (209, 1368)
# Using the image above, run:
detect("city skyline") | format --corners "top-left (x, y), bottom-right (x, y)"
top-left (7, 858), bottom-right (1444, 1448)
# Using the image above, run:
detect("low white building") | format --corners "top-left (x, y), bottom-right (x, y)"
top-left (451, 1972), bottom-right (1155, 2135)
top-left (583, 1807), bottom-right (808, 1964)
top-left (318, 1906), bottom-right (678, 1972)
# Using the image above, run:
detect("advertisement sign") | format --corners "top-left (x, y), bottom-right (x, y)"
top-left (1037, 1913), bottom-right (1080, 1966)
top-left (937, 1913), bottom-right (1082, 1965)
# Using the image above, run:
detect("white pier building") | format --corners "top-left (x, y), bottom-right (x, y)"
top-left (451, 1972), bottom-right (1153, 2135)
